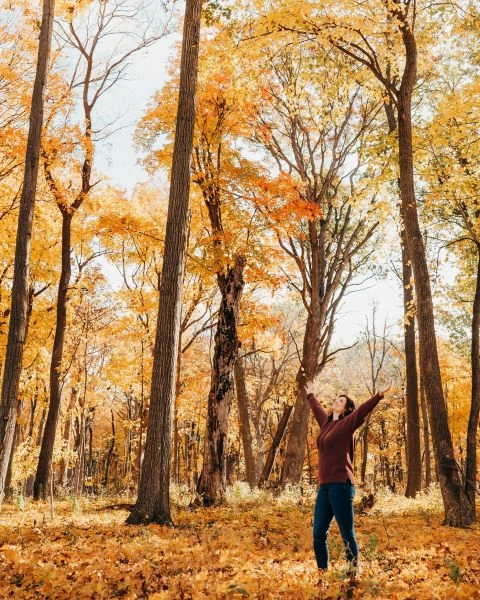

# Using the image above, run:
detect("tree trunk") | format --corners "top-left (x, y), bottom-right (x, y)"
top-left (4, 404), bottom-right (23, 500)
top-left (401, 234), bottom-right (422, 498)
top-left (73, 411), bottom-right (86, 496)
top-left (197, 256), bottom-right (246, 505)
top-left (384, 95), bottom-right (422, 499)
top-left (360, 417), bottom-right (371, 483)
top-left (0, 0), bottom-right (55, 506)
top-left (126, 0), bottom-right (202, 525)
top-left (34, 210), bottom-right (72, 499)
top-left (419, 380), bottom-right (431, 489)
top-left (172, 343), bottom-right (182, 484)
top-left (103, 411), bottom-right (115, 487)
top-left (258, 404), bottom-right (293, 487)
top-left (397, 26), bottom-right (474, 526)
top-left (234, 357), bottom-right (257, 488)
top-left (280, 317), bottom-right (318, 485)
top-left (58, 388), bottom-right (78, 487)
top-left (465, 245), bottom-right (480, 514)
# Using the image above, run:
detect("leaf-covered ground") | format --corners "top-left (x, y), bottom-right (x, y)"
top-left (0, 486), bottom-right (479, 599)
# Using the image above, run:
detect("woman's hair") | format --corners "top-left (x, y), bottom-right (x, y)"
top-left (327, 394), bottom-right (356, 421)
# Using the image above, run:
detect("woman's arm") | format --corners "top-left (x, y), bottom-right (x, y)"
top-left (348, 383), bottom-right (391, 430)
top-left (305, 381), bottom-right (328, 427)
top-left (348, 393), bottom-right (383, 430)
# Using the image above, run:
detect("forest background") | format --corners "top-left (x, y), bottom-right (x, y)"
top-left (0, 0), bottom-right (479, 598)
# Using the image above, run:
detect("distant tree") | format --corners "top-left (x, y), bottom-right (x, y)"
top-left (0, 0), bottom-right (56, 506)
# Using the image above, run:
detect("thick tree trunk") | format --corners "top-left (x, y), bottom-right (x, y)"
top-left (197, 256), bottom-right (246, 505)
top-left (0, 0), bottom-right (55, 505)
top-left (234, 357), bottom-right (257, 487)
top-left (34, 210), bottom-right (72, 499)
top-left (384, 97), bottom-right (422, 499)
top-left (126, 0), bottom-right (202, 525)
top-left (258, 404), bottom-right (293, 487)
top-left (465, 246), bottom-right (480, 514)
top-left (401, 237), bottom-right (422, 498)
top-left (398, 27), bottom-right (474, 526)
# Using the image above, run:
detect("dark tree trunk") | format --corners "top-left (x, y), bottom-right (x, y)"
top-left (73, 410), bottom-right (86, 496)
top-left (280, 315), bottom-right (319, 485)
top-left (103, 410), bottom-right (115, 487)
top-left (384, 97), bottom-right (422, 499)
top-left (466, 246), bottom-right (480, 514)
top-left (4, 407), bottom-right (22, 499)
top-left (0, 0), bottom-right (55, 505)
top-left (401, 235), bottom-right (422, 498)
top-left (58, 388), bottom-right (77, 487)
top-left (172, 344), bottom-right (182, 484)
top-left (34, 210), bottom-right (72, 499)
top-left (360, 416), bottom-right (371, 483)
top-left (258, 404), bottom-right (293, 487)
top-left (234, 357), bottom-right (257, 488)
top-left (397, 26), bottom-right (474, 526)
top-left (419, 380), bottom-right (431, 489)
top-left (126, 0), bottom-right (202, 525)
top-left (197, 256), bottom-right (246, 505)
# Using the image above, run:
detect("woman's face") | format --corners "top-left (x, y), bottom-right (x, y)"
top-left (332, 395), bottom-right (347, 414)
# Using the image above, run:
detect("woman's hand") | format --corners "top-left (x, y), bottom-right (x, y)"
top-left (377, 382), bottom-right (392, 396)
top-left (305, 381), bottom-right (315, 396)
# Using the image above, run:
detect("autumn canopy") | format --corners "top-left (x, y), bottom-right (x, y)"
top-left (0, 0), bottom-right (479, 598)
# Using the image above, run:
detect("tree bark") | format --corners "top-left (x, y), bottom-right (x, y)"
top-left (401, 235), bottom-right (422, 498)
top-left (197, 255), bottom-right (246, 505)
top-left (34, 211), bottom-right (73, 499)
top-left (126, 0), bottom-right (202, 525)
top-left (234, 357), bottom-right (257, 488)
top-left (258, 404), bottom-right (293, 487)
top-left (465, 245), bottom-right (480, 514)
top-left (0, 0), bottom-right (55, 506)
top-left (384, 96), bottom-right (422, 499)
top-left (360, 416), bottom-right (371, 483)
top-left (419, 380), bottom-right (431, 488)
top-left (280, 319), bottom-right (318, 485)
top-left (58, 387), bottom-right (77, 487)
top-left (397, 26), bottom-right (474, 526)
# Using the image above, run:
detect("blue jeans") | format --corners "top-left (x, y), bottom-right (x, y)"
top-left (313, 482), bottom-right (358, 569)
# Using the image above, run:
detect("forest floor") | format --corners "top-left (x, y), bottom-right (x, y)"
top-left (0, 484), bottom-right (479, 599)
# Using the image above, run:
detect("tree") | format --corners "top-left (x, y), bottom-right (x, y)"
top-left (242, 43), bottom-right (380, 485)
top-left (34, 0), bottom-right (169, 499)
top-left (420, 73), bottom-right (480, 515)
top-left (136, 29), bottom-right (282, 504)
top-left (260, 0), bottom-right (475, 526)
top-left (127, 0), bottom-right (202, 525)
top-left (382, 97), bottom-right (421, 497)
top-left (0, 0), bottom-right (56, 506)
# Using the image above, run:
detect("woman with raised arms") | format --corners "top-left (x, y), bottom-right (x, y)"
top-left (304, 380), bottom-right (391, 578)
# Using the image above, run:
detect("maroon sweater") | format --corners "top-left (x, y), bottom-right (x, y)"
top-left (307, 392), bottom-right (383, 485)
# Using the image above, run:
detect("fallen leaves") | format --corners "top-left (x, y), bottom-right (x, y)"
top-left (0, 495), bottom-right (479, 598)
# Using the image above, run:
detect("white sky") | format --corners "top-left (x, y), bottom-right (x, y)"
top-left (94, 35), bottom-right (174, 193)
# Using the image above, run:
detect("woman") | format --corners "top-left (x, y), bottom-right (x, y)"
top-left (305, 380), bottom-right (391, 575)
